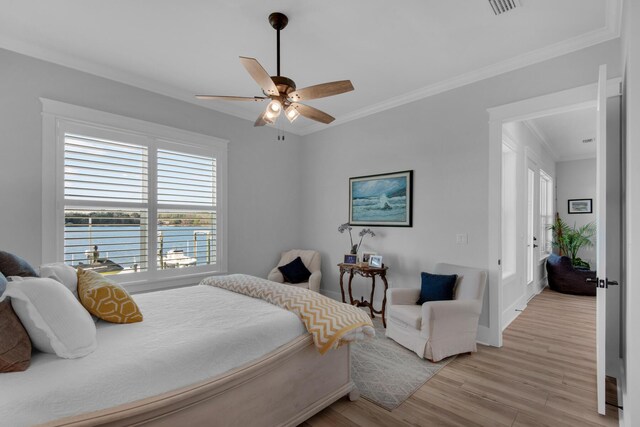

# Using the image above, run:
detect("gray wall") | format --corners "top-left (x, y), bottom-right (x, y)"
top-left (556, 158), bottom-right (597, 266)
top-left (299, 39), bottom-right (622, 330)
top-left (0, 48), bottom-right (303, 279)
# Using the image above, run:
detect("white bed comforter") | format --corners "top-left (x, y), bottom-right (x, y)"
top-left (0, 285), bottom-right (307, 427)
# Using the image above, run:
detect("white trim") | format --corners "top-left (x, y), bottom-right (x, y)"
top-left (502, 298), bottom-right (524, 331)
top-left (522, 120), bottom-right (560, 161)
top-left (40, 99), bottom-right (228, 148)
top-left (297, 17), bottom-right (622, 136)
top-left (487, 77), bottom-right (621, 350)
top-left (41, 99), bottom-right (229, 290)
top-left (557, 152), bottom-right (598, 162)
top-left (0, 1), bottom-right (622, 137)
top-left (488, 78), bottom-right (622, 122)
top-left (476, 326), bottom-right (492, 346)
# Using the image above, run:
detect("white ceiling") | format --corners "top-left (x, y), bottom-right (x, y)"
top-left (0, 0), bottom-right (621, 135)
top-left (525, 107), bottom-right (597, 161)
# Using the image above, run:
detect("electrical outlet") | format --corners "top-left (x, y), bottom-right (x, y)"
top-left (456, 234), bottom-right (468, 244)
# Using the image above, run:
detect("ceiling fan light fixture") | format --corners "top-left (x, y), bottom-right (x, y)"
top-left (268, 99), bottom-right (282, 113)
top-left (265, 107), bottom-right (281, 120)
top-left (285, 106), bottom-right (300, 123)
top-left (262, 111), bottom-right (275, 124)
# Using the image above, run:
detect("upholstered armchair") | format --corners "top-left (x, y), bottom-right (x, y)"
top-left (385, 263), bottom-right (487, 362)
top-left (267, 249), bottom-right (322, 293)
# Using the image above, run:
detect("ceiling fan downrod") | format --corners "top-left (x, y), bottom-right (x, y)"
top-left (268, 12), bottom-right (288, 77)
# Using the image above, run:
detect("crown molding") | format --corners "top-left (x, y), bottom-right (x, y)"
top-left (557, 153), bottom-right (597, 162)
top-left (298, 17), bottom-right (621, 135)
top-left (522, 120), bottom-right (559, 161)
top-left (0, 35), bottom-right (267, 126)
top-left (0, 1), bottom-right (622, 138)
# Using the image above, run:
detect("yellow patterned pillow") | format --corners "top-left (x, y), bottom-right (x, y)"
top-left (77, 269), bottom-right (143, 324)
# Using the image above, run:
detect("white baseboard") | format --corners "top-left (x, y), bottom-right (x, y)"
top-left (502, 298), bottom-right (525, 331)
top-left (476, 325), bottom-right (493, 346)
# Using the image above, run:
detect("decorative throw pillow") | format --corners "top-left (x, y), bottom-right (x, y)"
top-left (2, 278), bottom-right (97, 358)
top-left (416, 272), bottom-right (458, 305)
top-left (278, 256), bottom-right (312, 284)
top-left (0, 299), bottom-right (31, 372)
top-left (40, 262), bottom-right (78, 299)
top-left (0, 251), bottom-right (38, 278)
top-left (77, 269), bottom-right (143, 324)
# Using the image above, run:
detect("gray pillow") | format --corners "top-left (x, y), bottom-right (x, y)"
top-left (0, 272), bottom-right (6, 296)
top-left (0, 251), bottom-right (38, 278)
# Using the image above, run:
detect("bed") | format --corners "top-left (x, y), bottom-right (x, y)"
top-left (0, 282), bottom-right (362, 426)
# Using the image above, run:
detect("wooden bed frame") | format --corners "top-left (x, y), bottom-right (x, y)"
top-left (41, 335), bottom-right (358, 427)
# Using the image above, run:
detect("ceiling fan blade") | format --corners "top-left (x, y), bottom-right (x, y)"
top-left (288, 80), bottom-right (354, 101)
top-left (196, 95), bottom-right (266, 101)
top-left (239, 57), bottom-right (279, 97)
top-left (254, 111), bottom-right (269, 127)
top-left (290, 103), bottom-right (335, 124)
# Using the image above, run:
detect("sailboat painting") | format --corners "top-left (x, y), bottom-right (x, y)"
top-left (349, 170), bottom-right (413, 227)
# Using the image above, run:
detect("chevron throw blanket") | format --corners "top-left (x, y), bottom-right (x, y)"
top-left (200, 274), bottom-right (375, 354)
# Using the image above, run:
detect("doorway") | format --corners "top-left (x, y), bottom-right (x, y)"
top-left (488, 75), bottom-right (623, 417)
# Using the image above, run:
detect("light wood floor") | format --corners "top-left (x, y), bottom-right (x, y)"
top-left (304, 288), bottom-right (619, 426)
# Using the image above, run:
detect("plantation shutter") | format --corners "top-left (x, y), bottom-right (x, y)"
top-left (63, 134), bottom-right (149, 272)
top-left (156, 148), bottom-right (217, 268)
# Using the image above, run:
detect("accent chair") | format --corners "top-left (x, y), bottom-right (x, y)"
top-left (267, 249), bottom-right (322, 293)
top-left (385, 263), bottom-right (487, 362)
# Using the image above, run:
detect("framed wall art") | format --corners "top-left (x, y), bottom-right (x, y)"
top-left (349, 170), bottom-right (413, 227)
top-left (568, 198), bottom-right (593, 214)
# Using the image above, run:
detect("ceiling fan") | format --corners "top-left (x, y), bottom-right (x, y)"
top-left (196, 12), bottom-right (354, 127)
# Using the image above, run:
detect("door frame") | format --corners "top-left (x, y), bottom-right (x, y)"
top-left (525, 153), bottom-right (541, 301)
top-left (485, 77), bottom-right (621, 347)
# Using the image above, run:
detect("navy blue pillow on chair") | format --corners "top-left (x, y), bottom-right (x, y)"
top-left (416, 272), bottom-right (458, 305)
top-left (278, 257), bottom-right (312, 284)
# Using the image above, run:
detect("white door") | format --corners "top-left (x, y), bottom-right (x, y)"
top-left (526, 158), bottom-right (540, 300)
top-left (595, 64), bottom-right (607, 415)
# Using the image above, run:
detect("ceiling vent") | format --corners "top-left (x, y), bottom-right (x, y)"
top-left (582, 137), bottom-right (595, 144)
top-left (489, 0), bottom-right (521, 15)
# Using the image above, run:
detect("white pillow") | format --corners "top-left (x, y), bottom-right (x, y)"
top-left (40, 262), bottom-right (78, 299)
top-left (0, 277), bottom-right (97, 358)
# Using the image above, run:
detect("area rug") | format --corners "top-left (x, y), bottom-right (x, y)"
top-left (350, 319), bottom-right (455, 411)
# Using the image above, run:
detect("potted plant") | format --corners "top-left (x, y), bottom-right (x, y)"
top-left (338, 223), bottom-right (375, 255)
top-left (548, 215), bottom-right (596, 269)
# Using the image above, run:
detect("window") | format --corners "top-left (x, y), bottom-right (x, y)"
top-left (42, 100), bottom-right (227, 291)
top-left (539, 170), bottom-right (553, 259)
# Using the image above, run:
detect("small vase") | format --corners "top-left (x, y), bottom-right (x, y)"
top-left (350, 245), bottom-right (358, 255)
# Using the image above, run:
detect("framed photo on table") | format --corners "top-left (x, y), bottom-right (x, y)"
top-left (361, 252), bottom-right (376, 263)
top-left (343, 254), bottom-right (358, 265)
top-left (368, 255), bottom-right (383, 268)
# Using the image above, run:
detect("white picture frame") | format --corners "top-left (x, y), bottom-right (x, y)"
top-left (361, 252), bottom-right (376, 263)
top-left (368, 255), bottom-right (383, 268)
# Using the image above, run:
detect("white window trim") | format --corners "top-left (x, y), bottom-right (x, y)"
top-left (41, 98), bottom-right (229, 292)
top-left (539, 169), bottom-right (554, 261)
